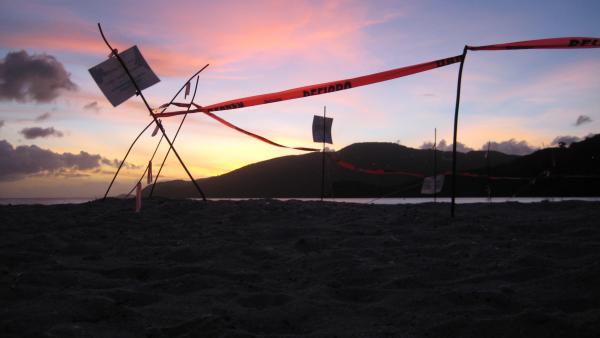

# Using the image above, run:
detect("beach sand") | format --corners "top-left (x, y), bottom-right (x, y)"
top-left (1, 199), bottom-right (599, 337)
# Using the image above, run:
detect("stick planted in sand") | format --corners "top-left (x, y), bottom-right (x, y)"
top-left (96, 23), bottom-right (207, 201)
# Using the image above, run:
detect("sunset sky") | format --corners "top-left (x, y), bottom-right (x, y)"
top-left (1, 0), bottom-right (599, 198)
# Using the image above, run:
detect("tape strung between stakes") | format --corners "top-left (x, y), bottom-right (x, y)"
top-left (153, 54), bottom-right (464, 118)
top-left (329, 153), bottom-right (533, 180)
top-left (204, 111), bottom-right (319, 152)
top-left (196, 111), bottom-right (534, 180)
top-left (449, 36), bottom-right (600, 216)
top-left (157, 37), bottom-right (600, 172)
top-left (155, 37), bottom-right (599, 119)
top-left (328, 153), bottom-right (425, 177)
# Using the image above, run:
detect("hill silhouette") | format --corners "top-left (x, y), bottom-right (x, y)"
top-left (145, 134), bottom-right (599, 198)
top-left (478, 133), bottom-right (600, 197)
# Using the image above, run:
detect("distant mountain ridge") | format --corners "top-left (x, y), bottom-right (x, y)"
top-left (145, 134), bottom-right (600, 198)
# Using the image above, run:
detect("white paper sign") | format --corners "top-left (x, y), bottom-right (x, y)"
top-left (421, 174), bottom-right (445, 194)
top-left (312, 115), bottom-right (333, 144)
top-left (89, 46), bottom-right (160, 107)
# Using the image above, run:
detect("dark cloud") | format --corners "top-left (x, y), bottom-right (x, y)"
top-left (31, 168), bottom-right (91, 179)
top-left (420, 139), bottom-right (474, 153)
top-left (0, 50), bottom-right (77, 103)
top-left (550, 135), bottom-right (581, 146)
top-left (35, 112), bottom-right (52, 121)
top-left (0, 140), bottom-right (102, 181)
top-left (83, 101), bottom-right (101, 112)
top-left (574, 115), bottom-right (592, 126)
top-left (101, 157), bottom-right (142, 170)
top-left (481, 139), bottom-right (537, 156)
top-left (55, 170), bottom-right (90, 178)
top-left (419, 142), bottom-right (433, 149)
top-left (20, 127), bottom-right (64, 139)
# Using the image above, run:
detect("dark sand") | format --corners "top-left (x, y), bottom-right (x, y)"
top-left (1, 199), bottom-right (599, 337)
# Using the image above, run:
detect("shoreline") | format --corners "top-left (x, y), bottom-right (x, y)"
top-left (2, 196), bottom-right (600, 206)
top-left (1, 199), bottom-right (599, 337)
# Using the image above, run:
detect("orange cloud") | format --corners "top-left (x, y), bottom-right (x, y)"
top-left (1, 32), bottom-right (107, 55)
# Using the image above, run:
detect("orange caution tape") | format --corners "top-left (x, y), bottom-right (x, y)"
top-left (154, 55), bottom-right (464, 118)
top-left (328, 153), bottom-right (425, 177)
top-left (467, 37), bottom-right (600, 51)
top-left (204, 111), bottom-right (319, 152)
top-left (154, 37), bottom-right (600, 117)
top-left (328, 153), bottom-right (533, 180)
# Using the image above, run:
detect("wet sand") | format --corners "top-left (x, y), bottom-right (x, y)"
top-left (1, 199), bottom-right (599, 337)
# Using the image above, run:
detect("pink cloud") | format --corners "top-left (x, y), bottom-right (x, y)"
top-left (1, 1), bottom-right (404, 77)
top-left (133, 1), bottom-right (404, 76)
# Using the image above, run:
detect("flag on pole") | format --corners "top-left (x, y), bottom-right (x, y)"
top-left (312, 115), bottom-right (333, 144)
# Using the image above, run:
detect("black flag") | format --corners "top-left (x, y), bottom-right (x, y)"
top-left (312, 115), bottom-right (333, 144)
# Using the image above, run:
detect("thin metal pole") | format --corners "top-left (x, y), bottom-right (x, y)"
top-left (451, 46), bottom-right (468, 217)
top-left (150, 75), bottom-right (200, 197)
top-left (433, 127), bottom-right (437, 203)
top-left (97, 23), bottom-right (206, 201)
top-left (103, 120), bottom-right (154, 200)
top-left (321, 106), bottom-right (326, 201)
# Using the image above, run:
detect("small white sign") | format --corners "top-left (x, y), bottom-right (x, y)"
top-left (421, 174), bottom-right (445, 194)
top-left (89, 46), bottom-right (160, 107)
top-left (312, 115), bottom-right (333, 144)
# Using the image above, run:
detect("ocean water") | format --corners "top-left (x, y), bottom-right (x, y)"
top-left (0, 198), bottom-right (96, 205)
top-left (206, 197), bottom-right (600, 204)
top-left (1, 197), bottom-right (599, 206)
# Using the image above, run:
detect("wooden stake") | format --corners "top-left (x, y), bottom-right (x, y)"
top-left (97, 23), bottom-right (206, 201)
top-left (451, 46), bottom-right (468, 217)
top-left (321, 106), bottom-right (326, 201)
